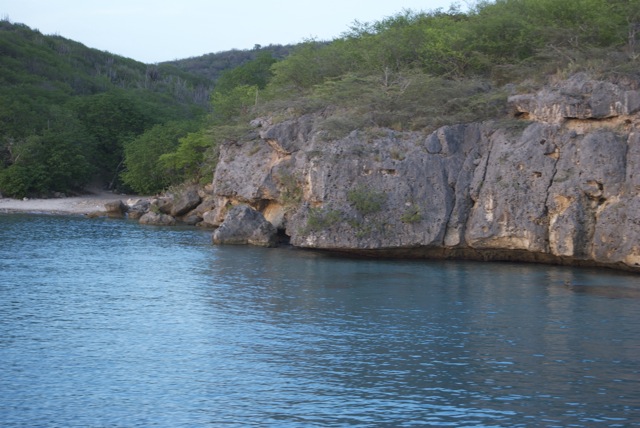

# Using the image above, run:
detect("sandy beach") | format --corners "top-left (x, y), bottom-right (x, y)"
top-left (0, 192), bottom-right (141, 215)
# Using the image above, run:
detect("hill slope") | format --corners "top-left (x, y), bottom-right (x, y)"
top-left (161, 44), bottom-right (293, 82)
top-left (0, 20), bottom-right (212, 196)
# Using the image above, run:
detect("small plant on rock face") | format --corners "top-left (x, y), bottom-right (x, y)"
top-left (248, 143), bottom-right (261, 156)
top-left (347, 186), bottom-right (387, 216)
top-left (355, 223), bottom-right (374, 238)
top-left (304, 207), bottom-right (343, 233)
top-left (400, 204), bottom-right (422, 223)
top-left (149, 203), bottom-right (161, 214)
top-left (390, 148), bottom-right (406, 161)
top-left (276, 173), bottom-right (303, 205)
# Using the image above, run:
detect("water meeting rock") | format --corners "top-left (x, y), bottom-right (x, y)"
top-left (209, 74), bottom-right (640, 271)
top-left (212, 204), bottom-right (277, 247)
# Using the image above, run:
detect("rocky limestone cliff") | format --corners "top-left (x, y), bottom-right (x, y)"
top-left (210, 74), bottom-right (640, 272)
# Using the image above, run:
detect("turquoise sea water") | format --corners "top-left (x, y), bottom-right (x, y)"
top-left (0, 214), bottom-right (639, 427)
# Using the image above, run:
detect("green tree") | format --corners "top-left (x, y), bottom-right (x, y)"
top-left (0, 21), bottom-right (210, 196)
top-left (468, 0), bottom-right (622, 64)
top-left (72, 90), bottom-right (156, 189)
top-left (209, 53), bottom-right (278, 123)
top-left (211, 84), bottom-right (259, 123)
top-left (0, 113), bottom-right (92, 197)
top-left (158, 129), bottom-right (215, 183)
top-left (419, 13), bottom-right (480, 77)
top-left (121, 120), bottom-right (199, 195)
top-left (270, 41), bottom-right (334, 91)
top-left (213, 52), bottom-right (276, 93)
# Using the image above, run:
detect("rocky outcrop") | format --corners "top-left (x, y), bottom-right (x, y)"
top-left (170, 185), bottom-right (201, 217)
top-left (103, 200), bottom-right (127, 217)
top-left (210, 74), bottom-right (640, 272)
top-left (152, 196), bottom-right (174, 215)
top-left (139, 211), bottom-right (177, 226)
top-left (509, 73), bottom-right (640, 122)
top-left (126, 198), bottom-right (150, 220)
top-left (212, 204), bottom-right (277, 247)
top-left (122, 185), bottom-right (217, 227)
top-left (84, 199), bottom-right (129, 218)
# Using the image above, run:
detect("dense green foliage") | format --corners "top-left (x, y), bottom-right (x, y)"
top-left (269, 0), bottom-right (638, 85)
top-left (161, 45), bottom-right (292, 82)
top-left (0, 20), bottom-right (210, 197)
top-left (119, 121), bottom-right (191, 194)
top-left (348, 186), bottom-right (387, 216)
top-left (119, 53), bottom-right (280, 194)
top-left (2, 0), bottom-right (639, 198)
top-left (253, 0), bottom-right (639, 136)
top-left (210, 53), bottom-right (277, 123)
top-left (0, 111), bottom-right (93, 197)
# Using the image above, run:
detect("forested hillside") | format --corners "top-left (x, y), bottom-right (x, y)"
top-left (2, 0), bottom-right (639, 198)
top-left (0, 20), bottom-right (214, 197)
top-left (162, 44), bottom-right (293, 82)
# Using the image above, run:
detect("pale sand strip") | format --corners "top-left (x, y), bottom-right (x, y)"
top-left (0, 193), bottom-right (139, 215)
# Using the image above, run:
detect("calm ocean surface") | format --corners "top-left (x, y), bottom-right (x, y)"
top-left (0, 214), bottom-right (639, 427)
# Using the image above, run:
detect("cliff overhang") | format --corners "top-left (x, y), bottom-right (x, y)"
top-left (209, 74), bottom-right (640, 272)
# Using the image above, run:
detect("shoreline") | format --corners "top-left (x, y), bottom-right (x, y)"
top-left (2, 193), bottom-right (638, 274)
top-left (0, 192), bottom-right (143, 216)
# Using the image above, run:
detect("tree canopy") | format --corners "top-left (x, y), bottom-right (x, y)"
top-left (0, 20), bottom-right (210, 197)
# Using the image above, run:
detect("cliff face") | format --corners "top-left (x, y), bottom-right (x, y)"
top-left (210, 74), bottom-right (640, 272)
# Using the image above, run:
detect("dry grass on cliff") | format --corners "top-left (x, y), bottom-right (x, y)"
top-left (255, 70), bottom-right (510, 139)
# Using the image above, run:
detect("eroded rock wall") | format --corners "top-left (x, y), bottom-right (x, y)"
top-left (211, 74), bottom-right (640, 271)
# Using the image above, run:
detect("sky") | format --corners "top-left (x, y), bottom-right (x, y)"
top-left (1, 0), bottom-right (465, 64)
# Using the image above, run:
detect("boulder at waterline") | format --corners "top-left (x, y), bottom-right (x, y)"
top-left (139, 211), bottom-right (177, 226)
top-left (212, 204), bottom-right (277, 247)
top-left (171, 186), bottom-right (202, 217)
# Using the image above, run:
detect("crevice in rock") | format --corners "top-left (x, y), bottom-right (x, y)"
top-left (442, 196), bottom-right (458, 246)
top-left (469, 137), bottom-right (492, 208)
top-left (584, 180), bottom-right (606, 208)
top-left (564, 116), bottom-right (634, 134)
top-left (252, 198), bottom-right (272, 212)
top-left (266, 138), bottom-right (292, 156)
top-left (542, 139), bottom-right (561, 240)
top-left (544, 146), bottom-right (560, 159)
top-left (623, 131), bottom-right (631, 181)
top-left (276, 228), bottom-right (291, 246)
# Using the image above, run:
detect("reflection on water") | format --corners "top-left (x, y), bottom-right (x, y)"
top-left (564, 283), bottom-right (640, 299)
top-left (0, 214), bottom-right (639, 427)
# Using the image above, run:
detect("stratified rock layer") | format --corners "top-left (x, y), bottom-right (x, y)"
top-left (211, 74), bottom-right (640, 271)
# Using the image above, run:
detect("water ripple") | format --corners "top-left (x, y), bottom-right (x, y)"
top-left (1, 215), bottom-right (639, 427)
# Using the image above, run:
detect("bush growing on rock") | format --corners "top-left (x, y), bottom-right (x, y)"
top-left (347, 186), bottom-right (387, 216)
